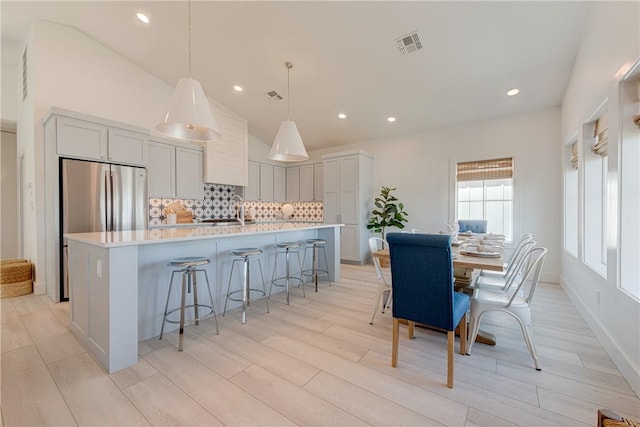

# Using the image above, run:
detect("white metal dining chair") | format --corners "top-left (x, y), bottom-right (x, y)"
top-left (480, 233), bottom-right (533, 273)
top-left (474, 239), bottom-right (536, 294)
top-left (368, 237), bottom-right (392, 324)
top-left (467, 247), bottom-right (548, 371)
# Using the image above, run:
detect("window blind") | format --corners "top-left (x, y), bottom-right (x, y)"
top-left (592, 112), bottom-right (608, 157)
top-left (570, 142), bottom-right (578, 169)
top-left (456, 157), bottom-right (513, 181)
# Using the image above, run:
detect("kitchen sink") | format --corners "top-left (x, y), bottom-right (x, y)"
top-left (199, 218), bottom-right (255, 226)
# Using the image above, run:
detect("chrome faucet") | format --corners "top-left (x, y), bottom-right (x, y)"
top-left (231, 194), bottom-right (245, 226)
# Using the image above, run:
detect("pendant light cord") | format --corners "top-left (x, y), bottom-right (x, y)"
top-left (188, 0), bottom-right (192, 77)
top-left (286, 62), bottom-right (293, 121)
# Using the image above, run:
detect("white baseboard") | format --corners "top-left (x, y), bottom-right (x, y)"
top-left (561, 275), bottom-right (640, 398)
top-left (33, 281), bottom-right (46, 295)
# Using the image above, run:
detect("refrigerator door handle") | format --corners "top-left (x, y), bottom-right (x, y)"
top-left (109, 171), bottom-right (115, 232)
top-left (104, 171), bottom-right (110, 231)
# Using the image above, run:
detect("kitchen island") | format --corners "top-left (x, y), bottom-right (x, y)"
top-left (65, 222), bottom-right (342, 373)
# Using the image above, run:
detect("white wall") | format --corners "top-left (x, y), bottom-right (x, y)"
top-left (17, 20), bottom-right (244, 297)
top-left (299, 107), bottom-right (562, 282)
top-left (560, 1), bottom-right (639, 396)
top-left (1, 54), bottom-right (18, 122)
top-left (1, 130), bottom-right (18, 259)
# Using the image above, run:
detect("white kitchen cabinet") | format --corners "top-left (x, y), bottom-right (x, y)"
top-left (245, 161), bottom-right (260, 201)
top-left (68, 240), bottom-right (138, 373)
top-left (259, 163), bottom-right (275, 201)
top-left (55, 116), bottom-right (147, 166)
top-left (274, 166), bottom-right (286, 202)
top-left (107, 128), bottom-right (147, 165)
top-left (299, 164), bottom-right (314, 201)
top-left (314, 163), bottom-right (324, 201)
top-left (176, 147), bottom-right (204, 199)
top-left (287, 166), bottom-right (300, 201)
top-left (244, 161), bottom-right (280, 201)
top-left (148, 139), bottom-right (204, 199)
top-left (323, 150), bottom-right (373, 263)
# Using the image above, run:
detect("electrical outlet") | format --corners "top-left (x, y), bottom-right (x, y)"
top-left (96, 260), bottom-right (102, 278)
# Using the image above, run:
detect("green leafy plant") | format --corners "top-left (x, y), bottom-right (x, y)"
top-left (367, 186), bottom-right (409, 241)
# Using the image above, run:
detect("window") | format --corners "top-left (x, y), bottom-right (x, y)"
top-left (456, 158), bottom-right (513, 239)
top-left (583, 113), bottom-right (608, 277)
top-left (618, 74), bottom-right (640, 300)
top-left (564, 141), bottom-right (579, 257)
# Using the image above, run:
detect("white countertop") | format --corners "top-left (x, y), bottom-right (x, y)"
top-left (65, 222), bottom-right (342, 248)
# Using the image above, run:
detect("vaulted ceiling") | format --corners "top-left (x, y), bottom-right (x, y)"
top-left (2, 1), bottom-right (592, 149)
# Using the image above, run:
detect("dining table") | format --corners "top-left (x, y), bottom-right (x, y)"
top-left (373, 235), bottom-right (505, 346)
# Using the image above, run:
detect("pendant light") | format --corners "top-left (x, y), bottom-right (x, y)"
top-left (157, 0), bottom-right (220, 142)
top-left (268, 62), bottom-right (309, 162)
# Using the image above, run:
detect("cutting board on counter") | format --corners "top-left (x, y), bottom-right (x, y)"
top-left (164, 202), bottom-right (193, 224)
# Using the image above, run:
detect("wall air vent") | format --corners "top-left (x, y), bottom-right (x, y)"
top-left (395, 31), bottom-right (423, 55)
top-left (265, 90), bottom-right (283, 101)
top-left (22, 46), bottom-right (28, 101)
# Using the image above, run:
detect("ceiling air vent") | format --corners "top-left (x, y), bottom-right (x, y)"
top-left (265, 90), bottom-right (283, 102)
top-left (395, 31), bottom-right (423, 55)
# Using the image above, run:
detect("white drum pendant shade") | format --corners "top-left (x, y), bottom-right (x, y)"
top-left (269, 120), bottom-right (308, 161)
top-left (157, 77), bottom-right (221, 142)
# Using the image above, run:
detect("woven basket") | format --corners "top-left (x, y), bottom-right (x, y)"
top-left (1, 259), bottom-right (33, 298)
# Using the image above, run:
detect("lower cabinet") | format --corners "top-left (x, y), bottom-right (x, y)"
top-left (68, 241), bottom-right (138, 373)
top-left (148, 139), bottom-right (204, 199)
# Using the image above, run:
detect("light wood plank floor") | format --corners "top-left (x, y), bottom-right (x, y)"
top-left (2, 264), bottom-right (638, 426)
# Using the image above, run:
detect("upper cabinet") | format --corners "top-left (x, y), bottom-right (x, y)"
top-left (245, 161), bottom-right (260, 201)
top-left (274, 166), bottom-right (286, 202)
top-left (314, 163), bottom-right (324, 201)
top-left (54, 115), bottom-right (147, 166)
top-left (259, 163), bottom-right (275, 201)
top-left (244, 161), bottom-right (283, 201)
top-left (243, 160), bottom-right (324, 202)
top-left (286, 167), bottom-right (300, 201)
top-left (290, 162), bottom-right (324, 202)
top-left (204, 101), bottom-right (249, 186)
top-left (299, 165), bottom-right (314, 201)
top-left (148, 138), bottom-right (204, 199)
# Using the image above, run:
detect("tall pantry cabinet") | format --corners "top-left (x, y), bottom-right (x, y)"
top-left (322, 150), bottom-right (373, 263)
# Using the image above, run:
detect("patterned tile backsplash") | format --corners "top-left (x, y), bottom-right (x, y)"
top-left (149, 183), bottom-right (323, 226)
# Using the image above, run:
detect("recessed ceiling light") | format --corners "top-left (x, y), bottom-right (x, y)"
top-left (233, 85), bottom-right (243, 92)
top-left (387, 117), bottom-right (396, 123)
top-left (506, 88), bottom-right (520, 96)
top-left (136, 12), bottom-right (150, 24)
top-left (338, 113), bottom-right (346, 119)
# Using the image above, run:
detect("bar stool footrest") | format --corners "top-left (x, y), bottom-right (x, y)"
top-left (164, 304), bottom-right (216, 325)
top-left (226, 288), bottom-right (268, 303)
top-left (271, 277), bottom-right (304, 287)
top-left (301, 269), bottom-right (330, 277)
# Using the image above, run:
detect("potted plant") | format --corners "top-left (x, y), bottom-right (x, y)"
top-left (367, 186), bottom-right (409, 243)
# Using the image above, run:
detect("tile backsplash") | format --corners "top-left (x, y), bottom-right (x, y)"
top-left (149, 183), bottom-right (323, 226)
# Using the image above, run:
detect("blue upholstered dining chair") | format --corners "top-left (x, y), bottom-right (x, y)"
top-left (457, 220), bottom-right (488, 234)
top-left (386, 233), bottom-right (470, 388)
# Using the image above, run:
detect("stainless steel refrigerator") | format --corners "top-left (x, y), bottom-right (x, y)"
top-left (60, 158), bottom-right (147, 300)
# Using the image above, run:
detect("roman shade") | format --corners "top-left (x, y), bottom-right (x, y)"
top-left (592, 112), bottom-right (608, 157)
top-left (457, 157), bottom-right (513, 182)
top-left (570, 142), bottom-right (579, 169)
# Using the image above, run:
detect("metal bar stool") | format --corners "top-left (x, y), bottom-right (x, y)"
top-left (301, 238), bottom-right (331, 292)
top-left (269, 242), bottom-right (304, 305)
top-left (223, 248), bottom-right (269, 324)
top-left (159, 256), bottom-right (219, 351)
